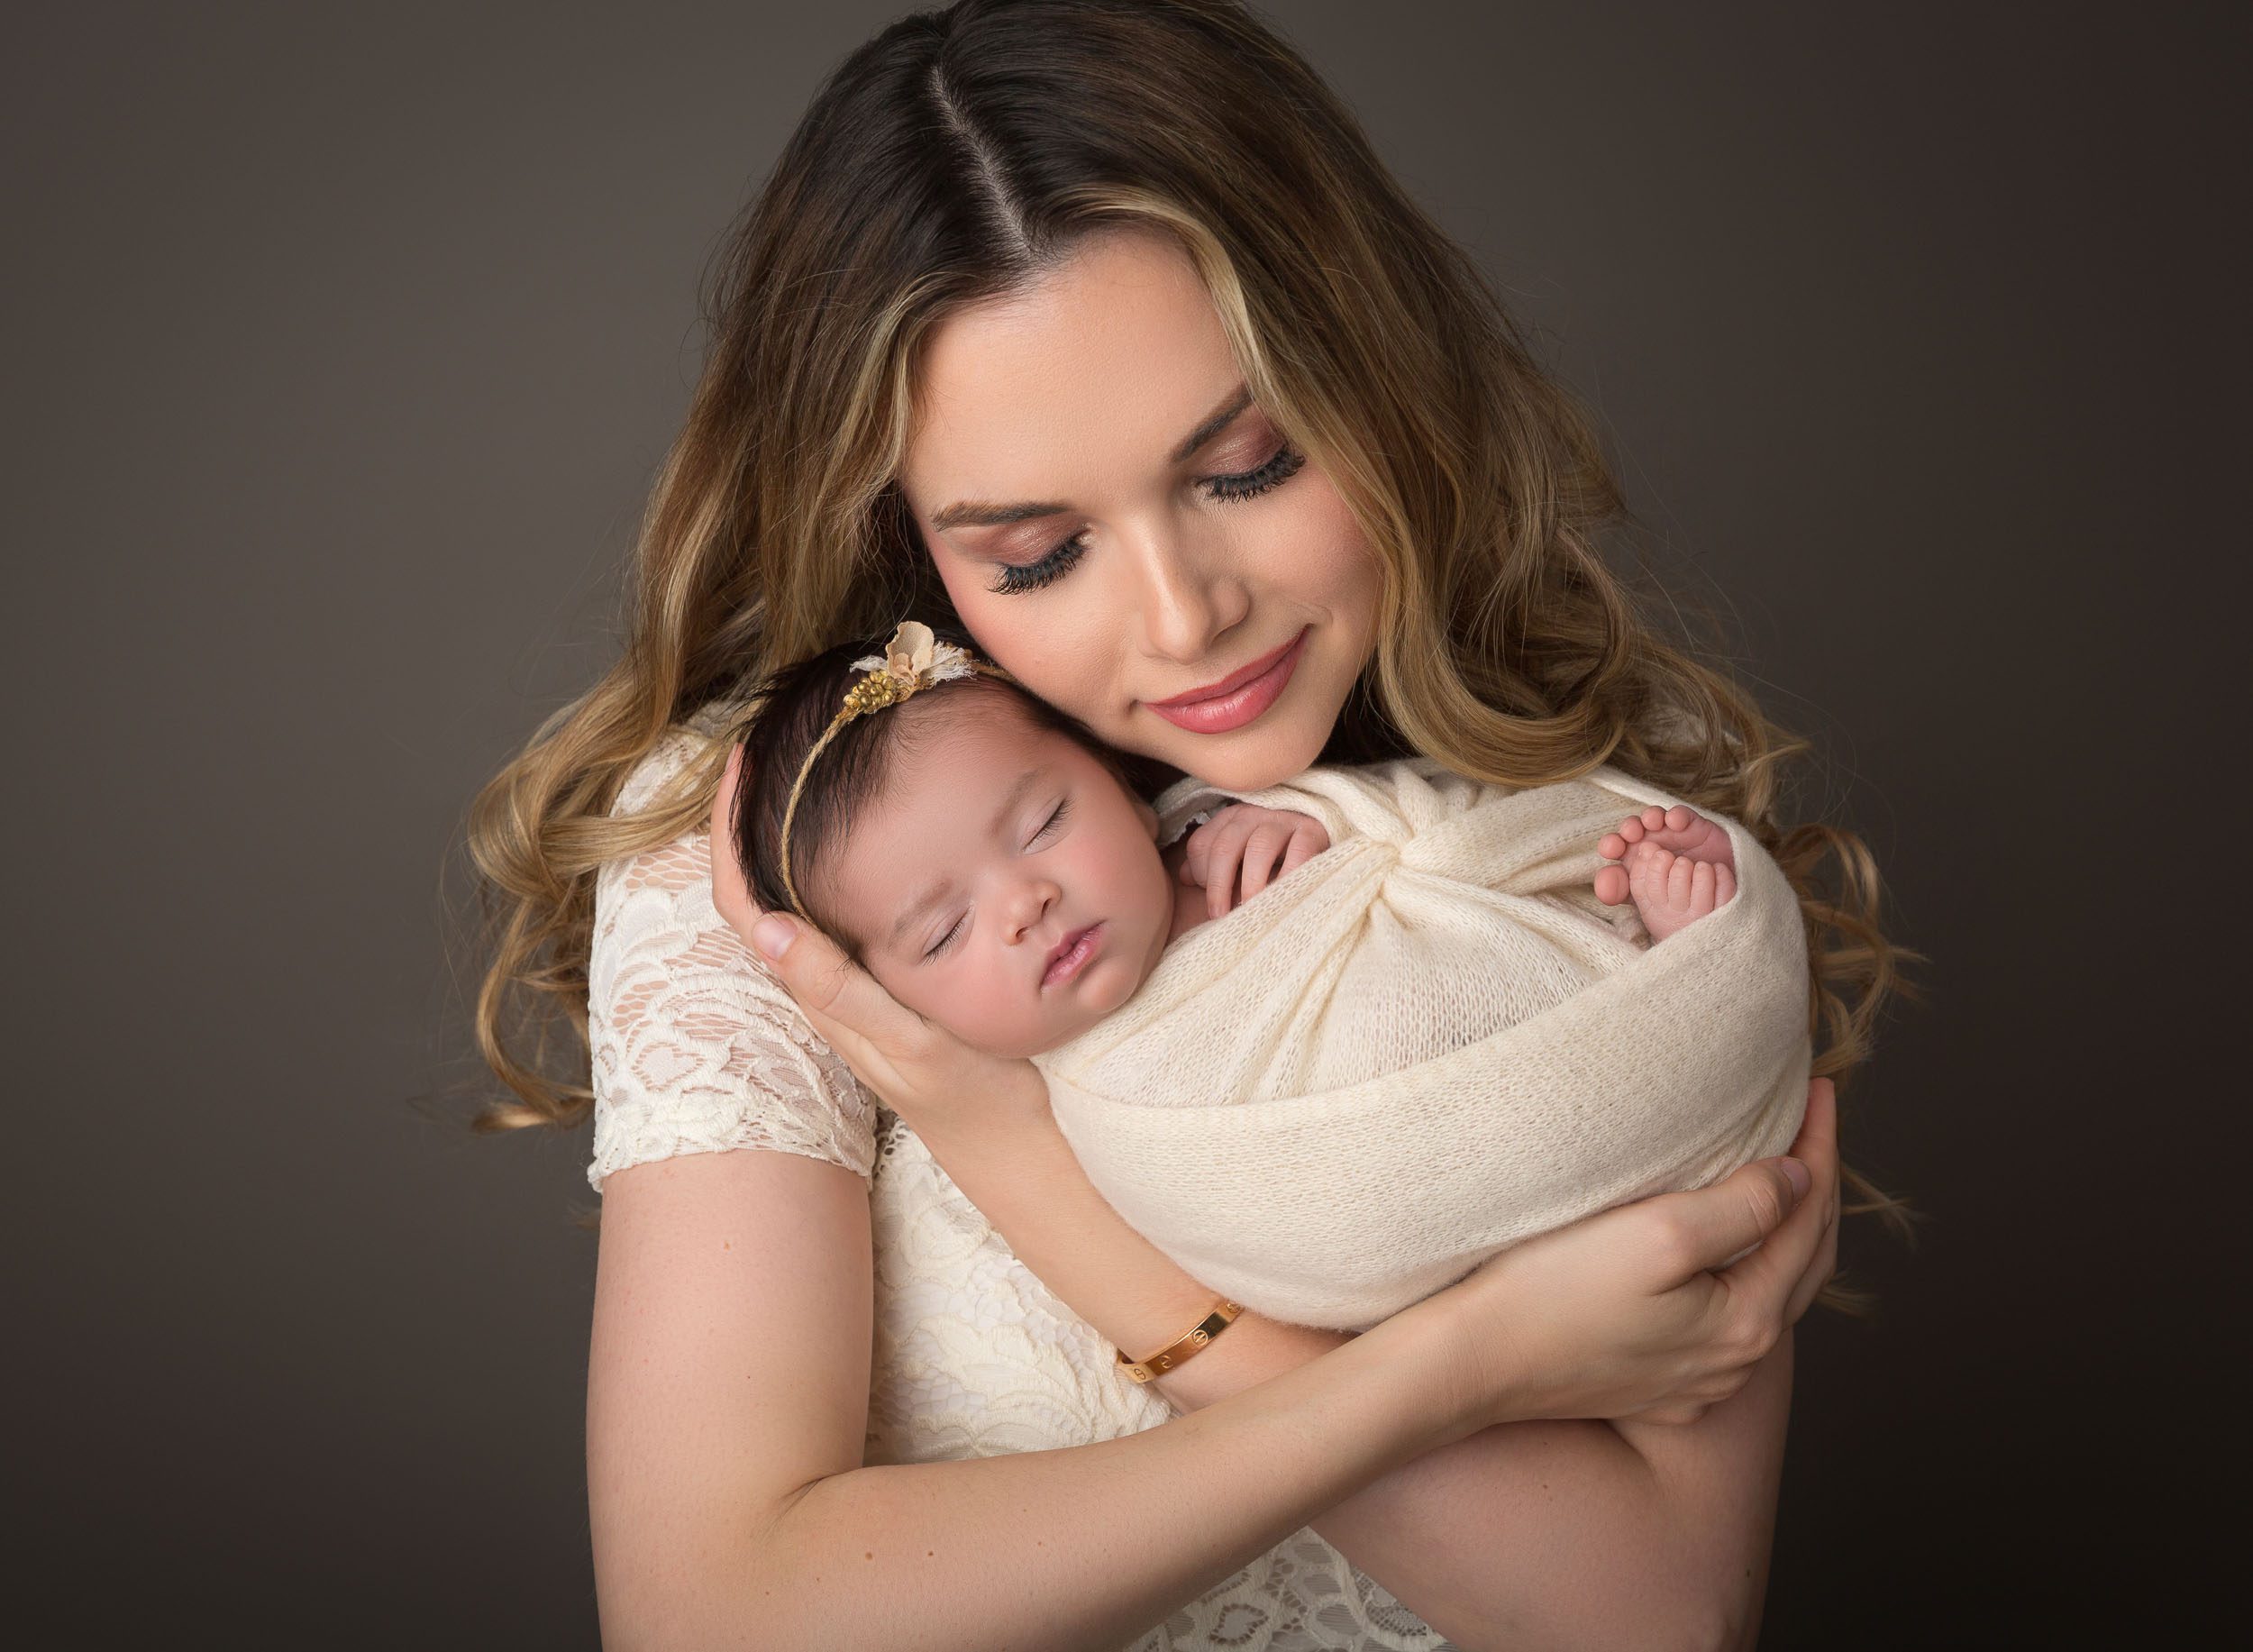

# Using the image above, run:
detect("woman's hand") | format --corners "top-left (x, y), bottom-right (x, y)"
top-left (1406, 1078), bottom-right (1840, 1437)
top-left (707, 744), bottom-right (1050, 1133)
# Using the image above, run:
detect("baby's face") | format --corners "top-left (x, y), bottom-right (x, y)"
top-left (815, 706), bottom-right (1175, 1059)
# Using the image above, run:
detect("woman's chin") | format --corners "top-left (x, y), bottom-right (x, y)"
top-left (1155, 716), bottom-right (1328, 792)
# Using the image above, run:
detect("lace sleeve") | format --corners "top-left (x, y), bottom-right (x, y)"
top-left (585, 723), bottom-right (877, 1193)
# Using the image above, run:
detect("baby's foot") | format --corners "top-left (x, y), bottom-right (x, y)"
top-left (1594, 805), bottom-right (1738, 943)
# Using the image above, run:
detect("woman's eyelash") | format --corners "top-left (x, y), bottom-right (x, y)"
top-left (1200, 442), bottom-right (1305, 503)
top-left (988, 443), bottom-right (1307, 596)
top-left (991, 533), bottom-right (1089, 597)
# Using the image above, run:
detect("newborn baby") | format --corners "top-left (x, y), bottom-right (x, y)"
top-left (727, 622), bottom-right (1804, 1330)
top-left (728, 622), bottom-right (1737, 1061)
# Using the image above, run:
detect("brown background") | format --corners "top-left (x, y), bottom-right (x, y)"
top-left (9, 3), bottom-right (2243, 1644)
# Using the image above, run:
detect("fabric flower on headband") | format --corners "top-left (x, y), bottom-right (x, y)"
top-left (775, 618), bottom-right (1002, 925)
top-left (839, 619), bottom-right (976, 716)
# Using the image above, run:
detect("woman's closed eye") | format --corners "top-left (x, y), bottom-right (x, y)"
top-left (988, 442), bottom-right (1308, 597)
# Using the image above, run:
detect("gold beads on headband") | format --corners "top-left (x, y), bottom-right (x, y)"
top-left (771, 620), bottom-right (1013, 925)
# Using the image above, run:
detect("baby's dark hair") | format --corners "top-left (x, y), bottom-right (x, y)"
top-left (729, 621), bottom-right (1159, 959)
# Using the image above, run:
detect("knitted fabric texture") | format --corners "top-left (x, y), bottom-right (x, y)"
top-left (1032, 758), bottom-right (1811, 1331)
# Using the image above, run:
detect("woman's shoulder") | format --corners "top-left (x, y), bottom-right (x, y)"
top-left (587, 698), bottom-right (879, 1194)
top-left (609, 698), bottom-right (744, 821)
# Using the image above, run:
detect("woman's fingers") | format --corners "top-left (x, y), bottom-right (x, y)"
top-left (744, 911), bottom-right (928, 1102)
top-left (1783, 1187), bottom-right (1841, 1327)
top-left (1778, 1081), bottom-right (1841, 1324)
top-left (1718, 1079), bottom-right (1839, 1327)
top-left (707, 744), bottom-right (766, 936)
top-left (1646, 1154), bottom-right (1812, 1287)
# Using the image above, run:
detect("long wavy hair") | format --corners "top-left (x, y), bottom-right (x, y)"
top-left (465, 0), bottom-right (1914, 1273)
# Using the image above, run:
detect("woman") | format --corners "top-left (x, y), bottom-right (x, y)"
top-left (470, 3), bottom-right (1897, 1646)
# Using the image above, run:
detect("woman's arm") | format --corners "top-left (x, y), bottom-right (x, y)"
top-left (588, 1127), bottom-right (1817, 1652)
top-left (912, 1078), bottom-right (1832, 1650)
top-left (588, 1136), bottom-right (1774, 1652)
top-left (689, 751), bottom-right (1833, 1648)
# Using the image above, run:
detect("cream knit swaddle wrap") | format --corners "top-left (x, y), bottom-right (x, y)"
top-left (1032, 757), bottom-right (1812, 1331)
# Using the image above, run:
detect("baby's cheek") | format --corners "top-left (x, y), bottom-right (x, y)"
top-left (963, 973), bottom-right (1040, 1058)
top-left (872, 959), bottom-right (953, 1030)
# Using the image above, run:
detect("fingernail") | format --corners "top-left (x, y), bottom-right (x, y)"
top-left (751, 914), bottom-right (796, 961)
top-left (1780, 1157), bottom-right (1811, 1200)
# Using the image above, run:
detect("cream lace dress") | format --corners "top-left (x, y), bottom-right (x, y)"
top-left (587, 710), bottom-right (1455, 1651)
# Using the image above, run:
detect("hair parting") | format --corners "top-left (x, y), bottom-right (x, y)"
top-left (461, 0), bottom-right (1916, 1285)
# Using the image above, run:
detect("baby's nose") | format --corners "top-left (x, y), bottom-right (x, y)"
top-left (1005, 878), bottom-right (1060, 939)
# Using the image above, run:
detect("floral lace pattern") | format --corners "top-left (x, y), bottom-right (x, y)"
top-left (866, 1109), bottom-right (1454, 1650)
top-left (587, 713), bottom-right (876, 1191)
top-left (588, 716), bottom-right (1455, 1650)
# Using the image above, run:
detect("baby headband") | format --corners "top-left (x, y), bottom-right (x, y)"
top-left (774, 619), bottom-right (1017, 923)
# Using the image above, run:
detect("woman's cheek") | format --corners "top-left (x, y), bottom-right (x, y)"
top-left (1291, 479), bottom-right (1382, 611)
top-left (978, 622), bottom-right (1121, 734)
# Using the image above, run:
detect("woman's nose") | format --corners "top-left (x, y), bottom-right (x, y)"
top-left (1125, 522), bottom-right (1249, 666)
top-left (1001, 875), bottom-right (1062, 943)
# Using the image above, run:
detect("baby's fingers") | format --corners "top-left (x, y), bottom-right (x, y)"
top-left (1180, 820), bottom-right (1214, 889)
top-left (1207, 836), bottom-right (1245, 919)
top-left (1181, 807), bottom-right (1248, 892)
top-left (1279, 820), bottom-right (1327, 876)
top-left (1237, 823), bottom-right (1295, 902)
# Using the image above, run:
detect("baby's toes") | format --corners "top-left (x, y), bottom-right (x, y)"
top-left (1714, 863), bottom-right (1737, 907)
top-left (1594, 863), bottom-right (1630, 905)
top-left (1687, 859), bottom-right (1718, 917)
top-left (1598, 829), bottom-right (1630, 861)
top-left (1628, 842), bottom-right (1676, 907)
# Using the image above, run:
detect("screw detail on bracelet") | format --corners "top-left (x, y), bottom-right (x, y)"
top-left (1117, 1300), bottom-right (1245, 1383)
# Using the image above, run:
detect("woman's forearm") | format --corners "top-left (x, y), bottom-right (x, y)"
top-left (918, 1105), bottom-right (1788, 1649)
top-left (703, 1318), bottom-right (1459, 1652)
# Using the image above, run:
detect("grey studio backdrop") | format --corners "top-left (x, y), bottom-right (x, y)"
top-left (8, 3), bottom-right (2242, 1646)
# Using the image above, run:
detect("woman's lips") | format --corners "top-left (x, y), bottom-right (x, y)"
top-left (1042, 922), bottom-right (1103, 989)
top-left (1146, 626), bottom-right (1309, 735)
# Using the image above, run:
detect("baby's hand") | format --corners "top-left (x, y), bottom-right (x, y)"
top-left (1179, 804), bottom-right (1329, 919)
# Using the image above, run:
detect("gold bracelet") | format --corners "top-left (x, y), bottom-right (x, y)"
top-left (1117, 1300), bottom-right (1245, 1383)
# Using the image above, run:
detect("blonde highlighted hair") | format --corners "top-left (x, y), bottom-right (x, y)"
top-left (465, 0), bottom-right (1914, 1274)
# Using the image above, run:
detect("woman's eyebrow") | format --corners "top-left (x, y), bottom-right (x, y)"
top-left (925, 383), bottom-right (1254, 533)
top-left (1167, 382), bottom-right (1254, 464)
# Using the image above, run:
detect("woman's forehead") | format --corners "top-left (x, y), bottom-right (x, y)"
top-left (902, 229), bottom-right (1243, 500)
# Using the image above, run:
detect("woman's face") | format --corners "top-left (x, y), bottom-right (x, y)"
top-left (898, 227), bottom-right (1384, 793)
